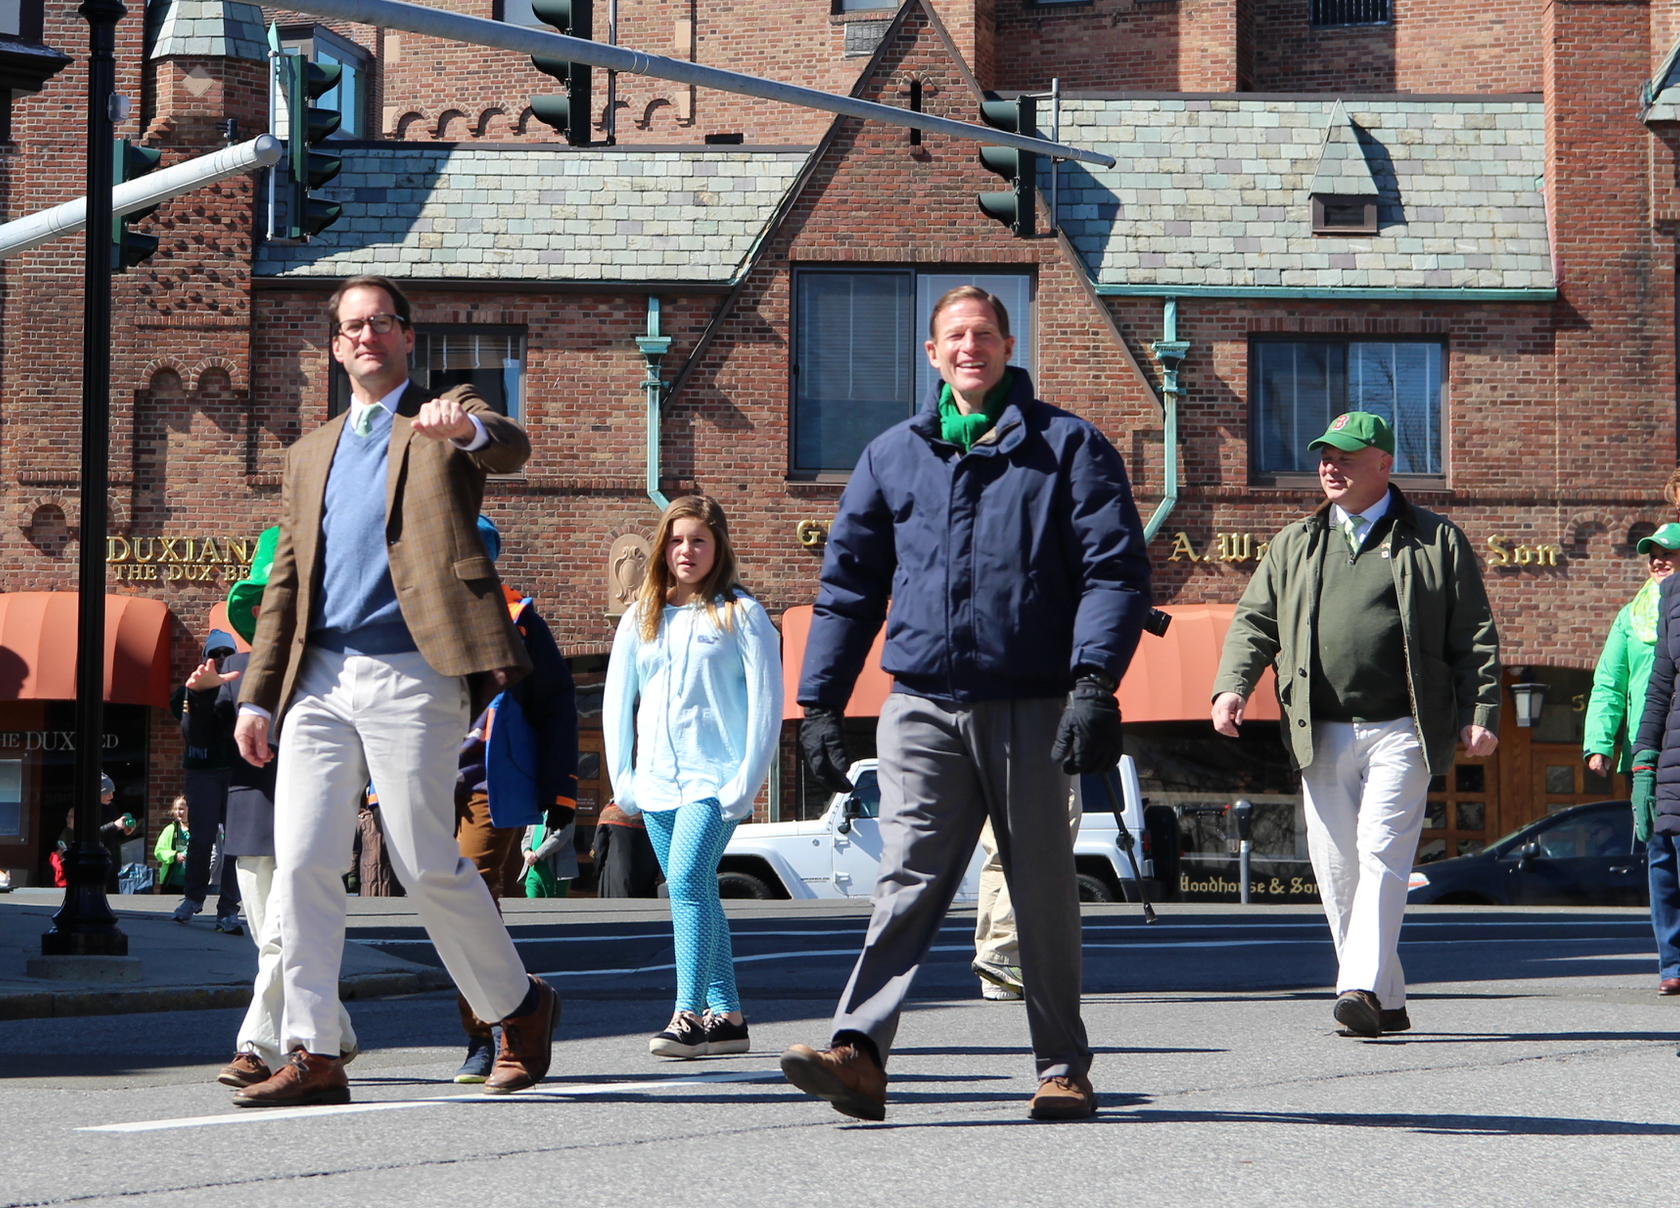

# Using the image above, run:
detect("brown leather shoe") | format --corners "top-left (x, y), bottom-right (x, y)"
top-left (217, 1051), bottom-right (271, 1089)
top-left (1379, 1007), bottom-right (1412, 1033)
top-left (780, 1043), bottom-right (888, 1121)
top-left (232, 1049), bottom-right (349, 1108)
top-left (1660, 978), bottom-right (1680, 996)
top-left (484, 977), bottom-right (559, 1094)
top-left (1029, 1074), bottom-right (1097, 1121)
top-left (1333, 989), bottom-right (1382, 1037)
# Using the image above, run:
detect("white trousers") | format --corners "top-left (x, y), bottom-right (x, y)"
top-left (1300, 718), bottom-right (1431, 1009)
top-left (274, 647), bottom-right (530, 1054)
top-left (974, 788), bottom-right (1082, 969)
top-left (234, 855), bottom-right (357, 1069)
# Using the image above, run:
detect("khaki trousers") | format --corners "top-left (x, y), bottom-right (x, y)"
top-left (974, 787), bottom-right (1084, 970)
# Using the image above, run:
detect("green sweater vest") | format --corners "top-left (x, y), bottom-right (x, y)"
top-left (1309, 515), bottom-right (1412, 723)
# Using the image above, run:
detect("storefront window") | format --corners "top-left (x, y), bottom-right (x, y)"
top-left (0, 760), bottom-right (20, 838)
top-left (1251, 339), bottom-right (1444, 477)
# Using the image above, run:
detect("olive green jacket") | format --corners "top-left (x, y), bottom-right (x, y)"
top-left (1211, 486), bottom-right (1502, 775)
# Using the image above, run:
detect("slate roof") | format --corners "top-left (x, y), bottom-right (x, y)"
top-left (255, 145), bottom-right (812, 284)
top-left (1645, 38), bottom-right (1680, 122)
top-left (1052, 96), bottom-right (1554, 297)
top-left (147, 0), bottom-right (268, 61)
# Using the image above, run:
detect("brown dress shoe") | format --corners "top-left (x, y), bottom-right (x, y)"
top-left (1029, 1074), bottom-right (1097, 1121)
top-left (232, 1050), bottom-right (349, 1108)
top-left (1659, 978), bottom-right (1680, 996)
top-left (1333, 989), bottom-right (1382, 1037)
top-left (1379, 1007), bottom-right (1412, 1033)
top-left (779, 1043), bottom-right (888, 1121)
top-left (217, 1051), bottom-right (271, 1089)
top-left (484, 977), bottom-right (560, 1094)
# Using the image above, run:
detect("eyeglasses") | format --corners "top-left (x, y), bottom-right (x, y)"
top-left (334, 313), bottom-right (406, 338)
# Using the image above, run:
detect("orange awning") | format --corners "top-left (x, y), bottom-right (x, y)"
top-left (780, 602), bottom-right (1280, 723)
top-left (205, 602), bottom-right (252, 653)
top-left (0, 593), bottom-right (174, 708)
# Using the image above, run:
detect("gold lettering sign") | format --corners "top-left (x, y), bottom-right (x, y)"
top-left (796, 519), bottom-right (830, 549)
top-left (1485, 535), bottom-right (1561, 567)
top-left (107, 535), bottom-right (254, 585)
top-left (1167, 532), bottom-right (1270, 565)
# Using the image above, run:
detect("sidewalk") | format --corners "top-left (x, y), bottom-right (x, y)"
top-left (0, 889), bottom-right (451, 1021)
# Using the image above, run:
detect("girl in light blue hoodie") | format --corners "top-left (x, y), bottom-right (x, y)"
top-left (604, 495), bottom-right (783, 1059)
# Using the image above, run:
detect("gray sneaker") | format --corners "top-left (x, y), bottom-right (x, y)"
top-left (171, 899), bottom-right (202, 924)
top-left (972, 957), bottom-right (1024, 995)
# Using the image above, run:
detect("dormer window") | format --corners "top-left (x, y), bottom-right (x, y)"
top-left (1312, 195), bottom-right (1377, 234)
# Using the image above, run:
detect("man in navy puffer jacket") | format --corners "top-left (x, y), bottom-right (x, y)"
top-left (780, 286), bottom-right (1152, 1123)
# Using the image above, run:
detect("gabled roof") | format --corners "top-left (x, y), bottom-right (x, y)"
top-left (147, 0), bottom-right (268, 61)
top-left (1053, 95), bottom-right (1553, 299)
top-left (254, 145), bottom-right (813, 286)
top-left (1646, 37), bottom-right (1680, 123)
top-left (1306, 100), bottom-right (1379, 197)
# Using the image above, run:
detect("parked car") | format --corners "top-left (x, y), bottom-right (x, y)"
top-left (717, 756), bottom-right (1177, 901)
top-left (1406, 799), bottom-right (1647, 906)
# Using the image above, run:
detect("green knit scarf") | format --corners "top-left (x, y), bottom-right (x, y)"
top-left (938, 370), bottom-right (1015, 452)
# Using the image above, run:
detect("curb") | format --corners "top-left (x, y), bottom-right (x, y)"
top-left (0, 967), bottom-right (454, 1021)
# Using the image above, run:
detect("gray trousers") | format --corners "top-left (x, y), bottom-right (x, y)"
top-left (831, 692), bottom-right (1091, 1080)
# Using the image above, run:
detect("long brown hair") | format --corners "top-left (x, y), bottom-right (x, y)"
top-left (636, 495), bottom-right (743, 642)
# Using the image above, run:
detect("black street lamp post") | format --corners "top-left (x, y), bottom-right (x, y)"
top-left (41, 0), bottom-right (129, 957)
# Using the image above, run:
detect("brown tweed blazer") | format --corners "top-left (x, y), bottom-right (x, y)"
top-left (238, 381), bottom-right (533, 727)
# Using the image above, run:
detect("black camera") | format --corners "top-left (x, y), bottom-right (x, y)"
top-left (1142, 608), bottom-right (1172, 638)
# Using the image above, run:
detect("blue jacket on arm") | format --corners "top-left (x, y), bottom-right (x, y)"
top-left (798, 368), bottom-right (1153, 708)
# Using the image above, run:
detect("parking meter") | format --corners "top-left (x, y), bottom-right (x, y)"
top-left (1230, 799), bottom-right (1254, 905)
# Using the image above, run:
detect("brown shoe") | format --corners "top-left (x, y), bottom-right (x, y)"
top-left (484, 977), bottom-right (559, 1094)
top-left (779, 1043), bottom-right (888, 1121)
top-left (217, 1051), bottom-right (271, 1089)
top-left (1029, 1074), bottom-right (1097, 1121)
top-left (1379, 1007), bottom-right (1412, 1033)
top-left (1659, 978), bottom-right (1680, 996)
top-left (1333, 989), bottom-right (1382, 1038)
top-left (232, 1049), bottom-right (349, 1108)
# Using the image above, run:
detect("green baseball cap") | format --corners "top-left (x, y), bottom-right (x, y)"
top-left (1308, 412), bottom-right (1396, 456)
top-left (225, 526), bottom-right (279, 645)
top-left (1638, 522), bottom-right (1680, 554)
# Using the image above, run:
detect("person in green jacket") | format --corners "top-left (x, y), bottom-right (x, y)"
top-left (1588, 521), bottom-right (1680, 996)
top-left (154, 795), bottom-right (190, 894)
top-left (1212, 412), bottom-right (1501, 1039)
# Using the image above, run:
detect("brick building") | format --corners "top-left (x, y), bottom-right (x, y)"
top-left (0, 0), bottom-right (1676, 896)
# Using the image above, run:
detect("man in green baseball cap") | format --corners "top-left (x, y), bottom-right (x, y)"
top-left (1591, 520), bottom-right (1680, 996)
top-left (1213, 410), bottom-right (1500, 1039)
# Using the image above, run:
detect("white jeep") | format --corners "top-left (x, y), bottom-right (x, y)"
top-left (716, 755), bottom-right (1165, 902)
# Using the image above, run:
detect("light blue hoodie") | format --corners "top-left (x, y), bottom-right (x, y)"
top-left (603, 593), bottom-right (784, 822)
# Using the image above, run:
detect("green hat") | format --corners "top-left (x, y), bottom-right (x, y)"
top-left (225, 527), bottom-right (280, 645)
top-left (1308, 412), bottom-right (1396, 456)
top-left (1638, 522), bottom-right (1680, 554)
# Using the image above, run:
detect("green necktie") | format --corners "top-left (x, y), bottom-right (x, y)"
top-left (353, 405), bottom-right (375, 437)
top-left (1342, 514), bottom-right (1367, 554)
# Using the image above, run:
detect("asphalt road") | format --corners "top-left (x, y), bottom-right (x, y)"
top-left (3, 903), bottom-right (1676, 1207)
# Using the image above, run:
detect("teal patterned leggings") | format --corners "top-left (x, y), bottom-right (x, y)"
top-left (643, 799), bottom-right (741, 1015)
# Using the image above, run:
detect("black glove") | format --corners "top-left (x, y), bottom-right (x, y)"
top-left (1050, 675), bottom-right (1123, 775)
top-left (799, 704), bottom-right (854, 793)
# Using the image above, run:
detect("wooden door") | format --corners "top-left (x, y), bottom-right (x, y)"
top-left (1421, 750), bottom-right (1497, 863)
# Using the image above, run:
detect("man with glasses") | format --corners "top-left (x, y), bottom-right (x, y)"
top-left (231, 275), bottom-right (558, 1106)
top-left (1212, 412), bottom-right (1500, 1038)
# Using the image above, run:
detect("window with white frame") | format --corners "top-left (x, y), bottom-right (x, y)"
top-left (791, 269), bottom-right (1034, 475)
top-left (330, 326), bottom-right (526, 422)
top-left (1251, 339), bottom-right (1443, 477)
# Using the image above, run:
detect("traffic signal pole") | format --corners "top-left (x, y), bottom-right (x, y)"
top-left (276, 0), bottom-right (1116, 167)
top-left (42, 0), bottom-right (128, 959)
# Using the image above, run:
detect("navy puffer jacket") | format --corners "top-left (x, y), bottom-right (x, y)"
top-left (797, 368), bottom-right (1153, 707)
top-left (1633, 572), bottom-right (1680, 835)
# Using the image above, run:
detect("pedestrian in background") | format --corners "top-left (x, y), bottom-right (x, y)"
top-left (153, 796), bottom-right (189, 894)
top-left (57, 775), bottom-right (136, 892)
top-left (1587, 524), bottom-right (1680, 997)
top-left (521, 818), bottom-right (575, 897)
top-left (186, 533), bottom-right (360, 1092)
top-left (592, 801), bottom-right (662, 898)
top-left (448, 513), bottom-right (579, 1084)
top-left (1627, 522), bottom-right (1680, 999)
top-left (786, 286), bottom-right (1151, 1122)
top-left (1213, 412), bottom-right (1500, 1038)
top-left (169, 629), bottom-right (245, 932)
top-left (604, 495), bottom-right (782, 1060)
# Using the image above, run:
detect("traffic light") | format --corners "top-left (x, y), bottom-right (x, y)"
top-left (285, 53), bottom-right (343, 240)
top-left (528, 0), bottom-right (594, 146)
top-left (112, 138), bottom-right (162, 271)
top-left (977, 97), bottom-right (1037, 238)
